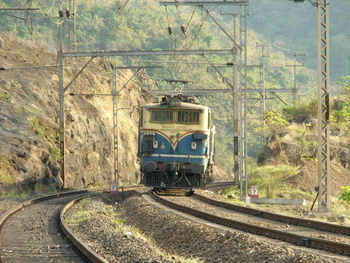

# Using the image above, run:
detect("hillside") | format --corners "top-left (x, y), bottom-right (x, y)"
top-left (249, 0), bottom-right (350, 81)
top-left (0, 0), bottom-right (320, 168)
top-left (0, 35), bottom-right (147, 191)
top-left (0, 35), bottom-right (231, 192)
top-left (0, 0), bottom-right (349, 202)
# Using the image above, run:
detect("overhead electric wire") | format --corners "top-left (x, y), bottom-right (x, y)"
top-left (38, 0), bottom-right (57, 15)
top-left (271, 43), bottom-right (307, 56)
top-left (24, 0), bottom-right (35, 35)
top-left (0, 13), bottom-right (26, 20)
top-left (37, 0), bottom-right (63, 25)
top-left (184, 5), bottom-right (215, 51)
top-left (0, 65), bottom-right (59, 70)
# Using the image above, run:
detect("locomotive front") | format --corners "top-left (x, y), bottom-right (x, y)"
top-left (138, 94), bottom-right (215, 189)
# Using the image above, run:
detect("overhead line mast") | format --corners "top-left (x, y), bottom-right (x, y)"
top-left (290, 0), bottom-right (330, 212)
top-left (316, 0), bottom-right (331, 213)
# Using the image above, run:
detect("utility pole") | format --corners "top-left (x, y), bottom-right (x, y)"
top-left (240, 4), bottom-right (249, 196)
top-left (220, 11), bottom-right (240, 185)
top-left (112, 69), bottom-right (119, 185)
top-left (58, 19), bottom-right (65, 189)
top-left (256, 43), bottom-right (269, 144)
top-left (73, 0), bottom-right (77, 52)
top-left (285, 53), bottom-right (305, 103)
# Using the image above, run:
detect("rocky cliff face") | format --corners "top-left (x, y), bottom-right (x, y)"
top-left (0, 35), bottom-right (149, 192)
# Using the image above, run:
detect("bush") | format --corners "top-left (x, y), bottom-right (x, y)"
top-left (339, 186), bottom-right (350, 205)
top-left (282, 102), bottom-right (317, 123)
top-left (249, 165), bottom-right (299, 198)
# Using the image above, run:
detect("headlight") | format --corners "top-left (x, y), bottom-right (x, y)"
top-left (145, 161), bottom-right (156, 172)
top-left (191, 163), bottom-right (203, 173)
top-left (169, 97), bottom-right (181, 108)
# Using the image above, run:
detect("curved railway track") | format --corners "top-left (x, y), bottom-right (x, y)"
top-left (150, 191), bottom-right (350, 257)
top-left (0, 190), bottom-right (99, 263)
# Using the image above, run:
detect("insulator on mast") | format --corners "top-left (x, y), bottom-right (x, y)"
top-left (59, 10), bottom-right (64, 18)
top-left (167, 26), bottom-right (173, 35)
top-left (181, 24), bottom-right (186, 35)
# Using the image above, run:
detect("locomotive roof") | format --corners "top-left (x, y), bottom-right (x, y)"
top-left (142, 101), bottom-right (209, 111)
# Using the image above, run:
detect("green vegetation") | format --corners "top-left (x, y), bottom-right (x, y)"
top-left (29, 117), bottom-right (47, 140)
top-left (256, 111), bottom-right (289, 139)
top-left (0, 91), bottom-right (11, 102)
top-left (50, 147), bottom-right (61, 161)
top-left (64, 198), bottom-right (93, 224)
top-left (0, 0), bottom-right (319, 165)
top-left (0, 191), bottom-right (28, 201)
top-left (29, 117), bottom-right (60, 160)
top-left (249, 165), bottom-right (299, 198)
top-left (65, 209), bottom-right (93, 224)
top-left (0, 173), bottom-right (15, 185)
top-left (282, 102), bottom-right (317, 123)
top-left (220, 165), bottom-right (311, 200)
top-left (33, 183), bottom-right (44, 195)
top-left (331, 77), bottom-right (350, 139)
top-left (2, 1), bottom-right (350, 203)
top-left (339, 186), bottom-right (350, 206)
top-left (221, 186), bottom-right (240, 197)
top-left (249, 1), bottom-right (350, 82)
top-left (0, 156), bottom-right (15, 185)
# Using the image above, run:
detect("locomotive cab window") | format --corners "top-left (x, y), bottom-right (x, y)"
top-left (177, 110), bottom-right (200, 124)
top-left (150, 109), bottom-right (174, 123)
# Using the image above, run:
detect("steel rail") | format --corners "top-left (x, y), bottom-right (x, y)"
top-left (150, 192), bottom-right (350, 256)
top-left (0, 190), bottom-right (89, 227)
top-left (60, 195), bottom-right (109, 263)
top-left (0, 190), bottom-right (95, 262)
top-left (194, 193), bottom-right (350, 236)
top-left (59, 185), bottom-right (144, 262)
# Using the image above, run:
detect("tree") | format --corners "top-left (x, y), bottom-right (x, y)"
top-left (262, 110), bottom-right (289, 140)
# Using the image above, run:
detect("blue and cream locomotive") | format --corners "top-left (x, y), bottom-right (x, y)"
top-left (138, 94), bottom-right (215, 190)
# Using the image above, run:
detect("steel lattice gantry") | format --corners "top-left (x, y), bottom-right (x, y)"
top-left (159, 0), bottom-right (250, 187)
top-left (316, 0), bottom-right (330, 212)
top-left (58, 49), bottom-right (232, 188)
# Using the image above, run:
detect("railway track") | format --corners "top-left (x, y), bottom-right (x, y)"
top-left (150, 191), bottom-right (350, 257)
top-left (0, 190), bottom-right (101, 263)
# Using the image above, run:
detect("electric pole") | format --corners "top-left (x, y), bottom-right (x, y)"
top-left (285, 53), bottom-right (305, 103)
top-left (256, 43), bottom-right (269, 144)
top-left (316, 0), bottom-right (331, 212)
top-left (290, 0), bottom-right (331, 212)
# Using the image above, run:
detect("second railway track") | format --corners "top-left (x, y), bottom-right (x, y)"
top-left (150, 191), bottom-right (350, 257)
top-left (0, 191), bottom-right (95, 263)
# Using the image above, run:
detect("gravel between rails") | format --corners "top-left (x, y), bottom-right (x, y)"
top-left (0, 194), bottom-right (88, 263)
top-left (163, 195), bottom-right (350, 245)
top-left (0, 200), bottom-right (21, 215)
top-left (63, 191), bottom-right (347, 263)
top-left (63, 193), bottom-right (181, 263)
